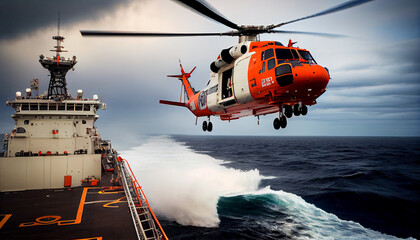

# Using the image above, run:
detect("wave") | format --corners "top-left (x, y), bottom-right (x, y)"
top-left (121, 135), bottom-right (414, 239)
top-left (219, 188), bottom-right (413, 240)
top-left (121, 135), bottom-right (268, 227)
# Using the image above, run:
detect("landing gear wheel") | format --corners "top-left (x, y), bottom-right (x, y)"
top-left (284, 105), bottom-right (293, 118)
top-left (301, 105), bottom-right (308, 116)
top-left (273, 118), bottom-right (281, 130)
top-left (202, 121), bottom-right (207, 131)
top-left (207, 122), bottom-right (213, 132)
top-left (280, 115), bottom-right (287, 129)
top-left (293, 104), bottom-right (301, 116)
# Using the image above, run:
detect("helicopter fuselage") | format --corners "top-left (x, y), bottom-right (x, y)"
top-left (185, 40), bottom-right (330, 122)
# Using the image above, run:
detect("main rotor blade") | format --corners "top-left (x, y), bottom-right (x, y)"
top-left (80, 30), bottom-right (238, 37)
top-left (175, 0), bottom-right (241, 30)
top-left (269, 30), bottom-right (346, 38)
top-left (270, 0), bottom-right (373, 29)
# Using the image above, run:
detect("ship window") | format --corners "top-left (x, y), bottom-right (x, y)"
top-left (275, 41), bottom-right (284, 46)
top-left (267, 58), bottom-right (275, 70)
top-left (58, 104), bottom-right (65, 111)
top-left (30, 104), bottom-right (38, 111)
top-left (16, 127), bottom-right (26, 133)
top-left (298, 50), bottom-right (317, 64)
top-left (40, 104), bottom-right (47, 110)
top-left (82, 120), bottom-right (86, 124)
top-left (67, 104), bottom-right (74, 111)
top-left (21, 104), bottom-right (29, 111)
top-left (49, 104), bottom-right (56, 111)
top-left (75, 104), bottom-right (83, 111)
top-left (262, 61), bottom-right (266, 73)
top-left (24, 120), bottom-right (29, 125)
top-left (275, 49), bottom-right (294, 60)
top-left (83, 105), bottom-right (90, 111)
top-left (264, 49), bottom-right (274, 60)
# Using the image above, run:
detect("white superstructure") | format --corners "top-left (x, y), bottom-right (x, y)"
top-left (0, 32), bottom-right (104, 192)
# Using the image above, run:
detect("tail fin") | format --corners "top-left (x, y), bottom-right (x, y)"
top-left (167, 60), bottom-right (196, 100)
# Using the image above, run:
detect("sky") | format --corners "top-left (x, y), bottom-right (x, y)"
top-left (0, 0), bottom-right (419, 149)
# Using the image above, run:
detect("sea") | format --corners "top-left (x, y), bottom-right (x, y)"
top-left (126, 135), bottom-right (420, 239)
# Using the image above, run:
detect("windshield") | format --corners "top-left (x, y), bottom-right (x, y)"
top-left (275, 49), bottom-right (293, 60)
top-left (298, 50), bottom-right (317, 64)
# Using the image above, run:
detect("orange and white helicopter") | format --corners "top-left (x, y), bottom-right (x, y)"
top-left (81, 0), bottom-right (373, 132)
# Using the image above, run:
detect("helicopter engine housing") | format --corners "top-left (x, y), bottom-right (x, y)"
top-left (210, 43), bottom-right (248, 73)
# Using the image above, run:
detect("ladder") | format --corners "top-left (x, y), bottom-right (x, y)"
top-left (118, 157), bottom-right (167, 240)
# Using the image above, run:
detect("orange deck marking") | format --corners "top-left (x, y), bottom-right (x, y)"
top-left (98, 190), bottom-right (124, 194)
top-left (19, 187), bottom-right (89, 227)
top-left (74, 187), bottom-right (88, 224)
top-left (73, 237), bottom-right (102, 240)
top-left (103, 196), bottom-right (126, 208)
top-left (0, 214), bottom-right (12, 229)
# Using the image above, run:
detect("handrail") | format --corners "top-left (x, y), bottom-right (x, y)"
top-left (118, 157), bottom-right (169, 240)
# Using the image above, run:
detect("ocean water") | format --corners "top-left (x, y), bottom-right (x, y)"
top-left (122, 136), bottom-right (420, 240)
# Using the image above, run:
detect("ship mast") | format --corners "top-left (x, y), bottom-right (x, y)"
top-left (39, 13), bottom-right (77, 100)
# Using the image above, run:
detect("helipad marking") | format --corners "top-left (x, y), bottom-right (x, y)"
top-left (0, 214), bottom-right (12, 229)
top-left (103, 196), bottom-right (126, 208)
top-left (73, 237), bottom-right (102, 240)
top-left (19, 187), bottom-right (89, 227)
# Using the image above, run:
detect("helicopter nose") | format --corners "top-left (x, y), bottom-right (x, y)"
top-left (320, 67), bottom-right (330, 87)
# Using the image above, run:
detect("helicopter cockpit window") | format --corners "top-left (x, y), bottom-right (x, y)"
top-left (291, 50), bottom-right (299, 59)
top-left (298, 50), bottom-right (317, 64)
top-left (267, 58), bottom-right (275, 70)
top-left (264, 49), bottom-right (274, 60)
top-left (275, 49), bottom-right (294, 61)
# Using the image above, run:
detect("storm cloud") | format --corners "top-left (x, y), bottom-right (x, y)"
top-left (0, 0), bottom-right (132, 41)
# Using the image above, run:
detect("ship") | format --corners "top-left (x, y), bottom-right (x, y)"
top-left (0, 27), bottom-right (168, 240)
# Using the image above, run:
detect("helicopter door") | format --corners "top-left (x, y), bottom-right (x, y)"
top-left (233, 55), bottom-right (253, 104)
top-left (221, 68), bottom-right (233, 99)
top-left (219, 68), bottom-right (236, 106)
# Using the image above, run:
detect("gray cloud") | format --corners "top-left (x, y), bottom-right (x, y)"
top-left (0, 0), bottom-right (131, 40)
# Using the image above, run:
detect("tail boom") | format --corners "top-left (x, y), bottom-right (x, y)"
top-left (159, 100), bottom-right (188, 107)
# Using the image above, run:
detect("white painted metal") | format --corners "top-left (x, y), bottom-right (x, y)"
top-left (233, 52), bottom-right (254, 104)
top-left (0, 155), bottom-right (101, 191)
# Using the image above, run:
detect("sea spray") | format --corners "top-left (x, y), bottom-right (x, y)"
top-left (121, 136), bottom-right (415, 240)
top-left (121, 135), bottom-right (266, 227)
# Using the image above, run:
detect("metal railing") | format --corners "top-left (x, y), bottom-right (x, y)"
top-left (117, 156), bottom-right (168, 240)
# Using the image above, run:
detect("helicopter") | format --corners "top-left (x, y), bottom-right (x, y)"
top-left (81, 0), bottom-right (373, 132)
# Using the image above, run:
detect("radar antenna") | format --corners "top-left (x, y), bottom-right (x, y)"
top-left (39, 12), bottom-right (77, 99)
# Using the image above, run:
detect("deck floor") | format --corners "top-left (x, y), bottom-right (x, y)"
top-left (0, 172), bottom-right (138, 240)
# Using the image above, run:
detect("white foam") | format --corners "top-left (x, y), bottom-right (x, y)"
top-left (121, 135), bottom-right (264, 227)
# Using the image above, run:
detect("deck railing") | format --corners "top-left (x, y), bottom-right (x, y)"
top-left (117, 156), bottom-right (169, 240)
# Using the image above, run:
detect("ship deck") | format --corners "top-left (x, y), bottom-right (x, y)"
top-left (0, 171), bottom-right (138, 240)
